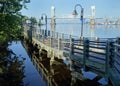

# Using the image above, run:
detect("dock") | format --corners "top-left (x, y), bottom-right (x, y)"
top-left (23, 24), bottom-right (120, 86)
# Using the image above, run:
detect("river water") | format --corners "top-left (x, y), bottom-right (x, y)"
top-left (8, 22), bottom-right (120, 86)
top-left (40, 23), bottom-right (120, 38)
top-left (8, 41), bottom-right (107, 86)
top-left (8, 41), bottom-right (47, 86)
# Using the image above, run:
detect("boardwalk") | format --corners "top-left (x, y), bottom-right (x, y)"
top-left (23, 24), bottom-right (120, 86)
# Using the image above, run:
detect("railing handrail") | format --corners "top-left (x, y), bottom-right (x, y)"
top-left (24, 24), bottom-right (120, 86)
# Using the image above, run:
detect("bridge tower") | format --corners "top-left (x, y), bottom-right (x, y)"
top-left (105, 18), bottom-right (109, 25)
top-left (90, 5), bottom-right (95, 25)
top-left (51, 6), bottom-right (56, 25)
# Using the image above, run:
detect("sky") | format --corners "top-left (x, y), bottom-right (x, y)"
top-left (21, 0), bottom-right (120, 19)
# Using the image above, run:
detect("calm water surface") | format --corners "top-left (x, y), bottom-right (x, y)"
top-left (8, 41), bottom-right (47, 86)
top-left (7, 23), bottom-right (119, 86)
top-left (8, 41), bottom-right (107, 86)
top-left (40, 24), bottom-right (120, 38)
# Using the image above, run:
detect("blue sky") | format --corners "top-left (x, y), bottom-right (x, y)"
top-left (21, 0), bottom-right (120, 19)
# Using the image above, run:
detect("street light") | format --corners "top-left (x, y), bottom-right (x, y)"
top-left (41, 13), bottom-right (47, 37)
top-left (72, 4), bottom-right (84, 37)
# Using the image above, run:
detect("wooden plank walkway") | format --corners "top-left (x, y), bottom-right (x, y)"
top-left (23, 24), bottom-right (120, 86)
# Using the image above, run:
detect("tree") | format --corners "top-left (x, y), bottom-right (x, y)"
top-left (0, 0), bottom-right (30, 85)
top-left (0, 0), bottom-right (30, 13)
top-left (0, 0), bottom-right (29, 45)
top-left (30, 17), bottom-right (37, 25)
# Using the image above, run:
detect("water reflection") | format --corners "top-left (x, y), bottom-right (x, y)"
top-left (90, 25), bottom-right (95, 38)
top-left (23, 39), bottom-right (104, 86)
top-left (8, 41), bottom-right (47, 86)
top-left (0, 41), bottom-right (25, 86)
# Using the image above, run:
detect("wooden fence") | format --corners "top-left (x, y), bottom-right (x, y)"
top-left (23, 24), bottom-right (120, 86)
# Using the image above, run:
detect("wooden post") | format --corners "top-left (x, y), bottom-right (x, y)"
top-left (116, 37), bottom-right (120, 44)
top-left (56, 32), bottom-right (58, 39)
top-left (42, 29), bottom-right (44, 36)
top-left (58, 38), bottom-right (62, 50)
top-left (39, 28), bottom-right (41, 35)
top-left (48, 30), bottom-right (50, 37)
top-left (80, 36), bottom-right (84, 40)
top-left (96, 37), bottom-right (99, 47)
top-left (50, 37), bottom-right (53, 48)
top-left (62, 33), bottom-right (64, 41)
top-left (110, 41), bottom-right (114, 68)
top-left (38, 34), bottom-right (41, 42)
top-left (105, 40), bottom-right (114, 78)
top-left (50, 36), bottom-right (55, 64)
top-left (70, 37), bottom-right (74, 55)
top-left (116, 37), bottom-right (120, 51)
top-left (105, 40), bottom-right (110, 77)
top-left (83, 38), bottom-right (89, 71)
top-left (80, 36), bottom-right (84, 44)
top-left (42, 35), bottom-right (44, 44)
top-left (105, 40), bottom-right (110, 80)
top-left (51, 31), bottom-right (54, 38)
top-left (27, 25), bottom-right (32, 43)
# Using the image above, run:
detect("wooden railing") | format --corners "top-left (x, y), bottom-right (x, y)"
top-left (23, 24), bottom-right (120, 86)
top-left (109, 38), bottom-right (120, 86)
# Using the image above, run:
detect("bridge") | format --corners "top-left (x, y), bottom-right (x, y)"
top-left (46, 17), bottom-right (120, 25)
top-left (23, 24), bottom-right (120, 86)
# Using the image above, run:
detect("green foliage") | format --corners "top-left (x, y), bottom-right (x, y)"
top-left (0, 0), bottom-right (29, 45)
top-left (0, 49), bottom-right (25, 86)
top-left (30, 17), bottom-right (37, 25)
top-left (0, 1), bottom-right (29, 85)
top-left (0, 0), bottom-right (29, 14)
top-left (0, 14), bottom-right (23, 42)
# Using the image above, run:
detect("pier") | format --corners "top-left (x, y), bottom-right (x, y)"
top-left (23, 23), bottom-right (120, 86)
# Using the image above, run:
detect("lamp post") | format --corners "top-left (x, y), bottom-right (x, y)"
top-left (72, 4), bottom-right (84, 37)
top-left (41, 13), bottom-right (47, 37)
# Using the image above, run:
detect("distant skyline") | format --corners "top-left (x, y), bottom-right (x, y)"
top-left (21, 0), bottom-right (120, 19)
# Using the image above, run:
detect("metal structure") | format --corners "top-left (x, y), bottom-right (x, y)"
top-left (72, 4), bottom-right (84, 37)
top-left (91, 5), bottom-right (95, 19)
top-left (51, 6), bottom-right (56, 26)
top-left (90, 5), bottom-right (96, 25)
